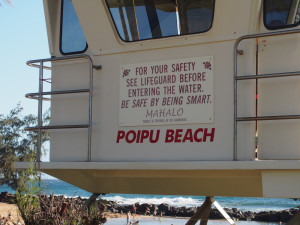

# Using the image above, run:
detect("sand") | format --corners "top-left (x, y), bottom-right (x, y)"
top-left (105, 212), bottom-right (157, 219)
top-left (0, 204), bottom-right (276, 225)
top-left (0, 203), bottom-right (151, 224)
top-left (0, 203), bottom-right (24, 225)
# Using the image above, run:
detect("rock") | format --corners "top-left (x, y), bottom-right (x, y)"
top-left (289, 208), bottom-right (299, 215)
top-left (1, 192), bottom-right (297, 223)
top-left (138, 203), bottom-right (152, 213)
top-left (209, 208), bottom-right (223, 219)
top-left (110, 208), bottom-right (118, 213)
top-left (241, 211), bottom-right (254, 221)
top-left (165, 206), bottom-right (177, 216)
top-left (254, 211), bottom-right (279, 222)
top-left (152, 205), bottom-right (158, 211)
top-left (277, 210), bottom-right (292, 222)
top-left (232, 208), bottom-right (238, 213)
top-left (157, 203), bottom-right (170, 213)
top-left (184, 207), bottom-right (197, 217)
top-left (0, 192), bottom-right (15, 203)
top-left (177, 207), bottom-right (190, 217)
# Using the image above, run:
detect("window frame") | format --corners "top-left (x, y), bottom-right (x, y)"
top-left (59, 0), bottom-right (88, 55)
top-left (263, 0), bottom-right (300, 30)
top-left (105, 0), bottom-right (216, 43)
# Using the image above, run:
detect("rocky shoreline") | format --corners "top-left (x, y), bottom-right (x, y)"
top-left (104, 201), bottom-right (299, 223)
top-left (1, 192), bottom-right (298, 223)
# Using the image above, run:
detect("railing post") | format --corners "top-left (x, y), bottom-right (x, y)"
top-left (37, 61), bottom-right (44, 169)
top-left (88, 57), bottom-right (93, 162)
top-left (233, 40), bottom-right (239, 161)
top-left (234, 29), bottom-right (300, 162)
top-left (26, 54), bottom-right (97, 165)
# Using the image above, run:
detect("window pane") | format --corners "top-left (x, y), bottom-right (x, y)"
top-left (264, 0), bottom-right (300, 29)
top-left (135, 5), bottom-right (153, 40)
top-left (178, 0), bottom-right (214, 34)
top-left (295, 2), bottom-right (300, 23)
top-left (61, 0), bottom-right (87, 54)
top-left (155, 4), bottom-right (178, 37)
top-left (106, 0), bottom-right (215, 41)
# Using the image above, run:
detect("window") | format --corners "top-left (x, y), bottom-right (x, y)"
top-left (106, 0), bottom-right (215, 42)
top-left (264, 0), bottom-right (300, 30)
top-left (60, 0), bottom-right (87, 54)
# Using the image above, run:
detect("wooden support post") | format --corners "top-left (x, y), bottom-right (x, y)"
top-left (287, 210), bottom-right (300, 225)
top-left (185, 196), bottom-right (213, 225)
top-left (186, 196), bottom-right (236, 225)
top-left (84, 193), bottom-right (100, 215)
top-left (199, 200), bottom-right (212, 225)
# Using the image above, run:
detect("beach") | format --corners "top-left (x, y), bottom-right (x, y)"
top-left (0, 180), bottom-right (299, 224)
top-left (102, 212), bottom-right (280, 225)
top-left (0, 179), bottom-right (297, 213)
top-left (105, 218), bottom-right (278, 225)
top-left (0, 202), bottom-right (280, 225)
top-left (0, 192), bottom-right (293, 225)
top-left (0, 202), bottom-right (24, 225)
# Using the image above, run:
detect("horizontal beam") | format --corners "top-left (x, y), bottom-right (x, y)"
top-left (236, 115), bottom-right (300, 121)
top-left (25, 124), bottom-right (89, 132)
top-left (26, 54), bottom-right (94, 70)
top-left (14, 160), bottom-right (300, 170)
top-left (25, 89), bottom-right (90, 100)
top-left (236, 71), bottom-right (300, 80)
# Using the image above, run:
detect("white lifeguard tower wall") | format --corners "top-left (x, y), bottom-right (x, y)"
top-left (48, 0), bottom-right (253, 162)
top-left (257, 31), bottom-right (300, 160)
top-left (46, 0), bottom-right (300, 162)
top-left (30, 0), bottom-right (300, 198)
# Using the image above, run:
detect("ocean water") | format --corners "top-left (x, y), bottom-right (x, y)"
top-left (1, 179), bottom-right (299, 213)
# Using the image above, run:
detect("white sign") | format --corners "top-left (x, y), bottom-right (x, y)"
top-left (119, 56), bottom-right (214, 126)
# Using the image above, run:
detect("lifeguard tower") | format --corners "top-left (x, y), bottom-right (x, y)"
top-left (16, 0), bottom-right (300, 223)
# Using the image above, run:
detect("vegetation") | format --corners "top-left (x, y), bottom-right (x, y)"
top-left (0, 104), bottom-right (49, 190)
top-left (0, 106), bottom-right (107, 224)
top-left (17, 194), bottom-right (107, 225)
top-left (15, 161), bottom-right (107, 224)
top-left (0, 0), bottom-right (13, 6)
top-left (15, 162), bottom-right (107, 224)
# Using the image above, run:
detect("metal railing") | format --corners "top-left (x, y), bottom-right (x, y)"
top-left (25, 54), bottom-right (97, 168)
top-left (233, 29), bottom-right (300, 160)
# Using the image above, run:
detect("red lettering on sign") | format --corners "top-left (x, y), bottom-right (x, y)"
top-left (116, 130), bottom-right (126, 143)
top-left (140, 130), bottom-right (149, 143)
top-left (117, 128), bottom-right (215, 143)
top-left (116, 130), bottom-right (160, 143)
top-left (165, 129), bottom-right (175, 143)
top-left (194, 128), bottom-right (203, 142)
top-left (149, 130), bottom-right (160, 143)
top-left (174, 129), bottom-right (183, 143)
top-left (203, 128), bottom-right (215, 142)
top-left (182, 129), bottom-right (193, 142)
top-left (164, 128), bottom-right (215, 143)
top-left (125, 130), bottom-right (136, 143)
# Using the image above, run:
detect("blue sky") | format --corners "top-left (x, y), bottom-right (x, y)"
top-left (0, 1), bottom-right (50, 116)
top-left (1, 1), bottom-right (52, 170)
